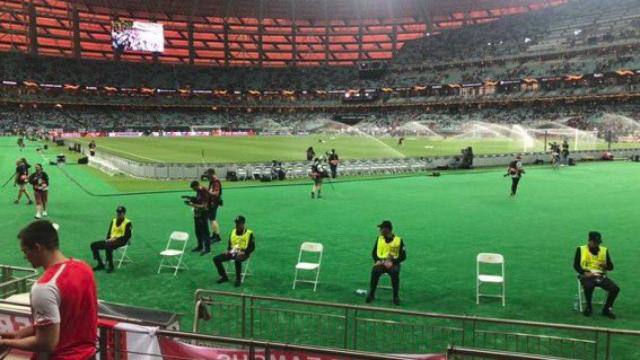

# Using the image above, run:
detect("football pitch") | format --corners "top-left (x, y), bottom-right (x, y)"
top-left (1, 138), bottom-right (639, 357)
top-left (71, 135), bottom-right (633, 164)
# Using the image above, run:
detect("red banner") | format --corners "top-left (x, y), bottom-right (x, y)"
top-left (159, 338), bottom-right (446, 360)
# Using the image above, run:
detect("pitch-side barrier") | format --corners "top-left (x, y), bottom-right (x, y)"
top-left (63, 140), bottom-right (640, 180)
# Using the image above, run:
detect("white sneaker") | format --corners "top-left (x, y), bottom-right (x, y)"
top-left (42, 211), bottom-right (48, 217)
top-left (34, 213), bottom-right (42, 219)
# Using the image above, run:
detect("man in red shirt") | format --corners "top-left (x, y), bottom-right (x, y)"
top-left (0, 220), bottom-right (98, 360)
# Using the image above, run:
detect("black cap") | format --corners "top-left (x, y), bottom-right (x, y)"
top-left (589, 231), bottom-right (602, 243)
top-left (205, 168), bottom-right (215, 175)
top-left (377, 220), bottom-right (393, 230)
top-left (190, 180), bottom-right (200, 188)
top-left (234, 215), bottom-right (246, 224)
top-left (116, 206), bottom-right (126, 214)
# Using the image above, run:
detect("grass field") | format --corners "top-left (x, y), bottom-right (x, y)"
top-left (2, 138), bottom-right (639, 357)
top-left (71, 135), bottom-right (637, 164)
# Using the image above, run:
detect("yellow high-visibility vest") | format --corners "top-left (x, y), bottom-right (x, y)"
top-left (580, 245), bottom-right (607, 272)
top-left (230, 229), bottom-right (253, 250)
top-left (110, 218), bottom-right (130, 238)
top-left (377, 235), bottom-right (401, 259)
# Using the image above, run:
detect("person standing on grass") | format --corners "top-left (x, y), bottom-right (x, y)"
top-left (366, 220), bottom-right (406, 306)
top-left (14, 158), bottom-right (33, 205)
top-left (29, 164), bottom-right (49, 219)
top-left (328, 149), bottom-right (339, 179)
top-left (213, 215), bottom-right (255, 287)
top-left (310, 158), bottom-right (323, 199)
top-left (188, 180), bottom-right (212, 255)
top-left (88, 140), bottom-right (97, 156)
top-left (574, 231), bottom-right (620, 319)
top-left (0, 220), bottom-right (98, 359)
top-left (551, 145), bottom-right (561, 170)
top-left (507, 155), bottom-right (525, 196)
top-left (562, 139), bottom-right (570, 165)
top-left (90, 206), bottom-right (132, 273)
top-left (306, 146), bottom-right (316, 161)
top-left (204, 168), bottom-right (223, 244)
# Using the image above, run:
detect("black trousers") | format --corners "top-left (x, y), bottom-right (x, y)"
top-left (580, 275), bottom-right (620, 309)
top-left (330, 165), bottom-right (337, 179)
top-left (194, 214), bottom-right (211, 251)
top-left (213, 253), bottom-right (250, 280)
top-left (511, 177), bottom-right (521, 195)
top-left (90, 238), bottom-right (127, 266)
top-left (369, 264), bottom-right (400, 299)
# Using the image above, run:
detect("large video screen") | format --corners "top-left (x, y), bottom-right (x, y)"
top-left (112, 20), bottom-right (164, 53)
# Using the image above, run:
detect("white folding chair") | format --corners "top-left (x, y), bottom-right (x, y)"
top-left (576, 277), bottom-right (606, 312)
top-left (292, 242), bottom-right (323, 292)
top-left (115, 244), bottom-right (133, 269)
top-left (157, 231), bottom-right (189, 276)
top-left (224, 257), bottom-right (252, 284)
top-left (476, 253), bottom-right (505, 306)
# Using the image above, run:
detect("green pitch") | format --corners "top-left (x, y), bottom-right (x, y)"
top-left (72, 135), bottom-right (633, 164)
top-left (1, 138), bottom-right (639, 357)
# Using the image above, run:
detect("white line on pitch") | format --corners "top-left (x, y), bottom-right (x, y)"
top-left (92, 143), bottom-right (163, 163)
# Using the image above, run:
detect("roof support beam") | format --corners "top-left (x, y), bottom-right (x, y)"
top-left (418, 0), bottom-right (434, 33)
top-left (27, 2), bottom-right (38, 55)
top-left (389, 1), bottom-right (398, 58)
top-left (290, 0), bottom-right (297, 67)
top-left (258, 0), bottom-right (265, 67)
top-left (354, 0), bottom-right (363, 63)
top-left (71, 5), bottom-right (81, 58)
top-left (187, 21), bottom-right (195, 65)
top-left (223, 0), bottom-right (232, 67)
top-left (323, 0), bottom-right (330, 65)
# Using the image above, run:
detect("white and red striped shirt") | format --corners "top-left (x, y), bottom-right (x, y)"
top-left (31, 259), bottom-right (97, 360)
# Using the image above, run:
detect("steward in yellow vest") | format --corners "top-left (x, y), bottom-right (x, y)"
top-left (573, 231), bottom-right (619, 319)
top-left (90, 206), bottom-right (132, 273)
top-left (214, 215), bottom-right (255, 287)
top-left (366, 220), bottom-right (406, 306)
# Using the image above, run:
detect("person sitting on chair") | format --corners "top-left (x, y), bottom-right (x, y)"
top-left (574, 231), bottom-right (620, 319)
top-left (213, 215), bottom-right (255, 287)
top-left (90, 206), bottom-right (132, 273)
top-left (366, 220), bottom-right (406, 305)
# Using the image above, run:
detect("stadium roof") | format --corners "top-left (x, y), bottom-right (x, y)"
top-left (1, 0), bottom-right (566, 66)
top-left (73, 0), bottom-right (562, 20)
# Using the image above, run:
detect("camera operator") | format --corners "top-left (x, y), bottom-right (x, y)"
top-left (310, 158), bottom-right (324, 199)
top-left (562, 139), bottom-right (570, 165)
top-left (506, 155), bottom-right (525, 196)
top-left (202, 169), bottom-right (223, 244)
top-left (328, 149), bottom-right (339, 178)
top-left (550, 142), bottom-right (561, 169)
top-left (184, 180), bottom-right (212, 255)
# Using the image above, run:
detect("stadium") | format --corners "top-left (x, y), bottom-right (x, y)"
top-left (1, 0), bottom-right (639, 359)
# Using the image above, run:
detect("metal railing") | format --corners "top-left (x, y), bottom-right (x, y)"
top-left (446, 346), bottom-right (578, 360)
top-left (0, 299), bottom-right (428, 360)
top-left (0, 265), bottom-right (38, 299)
top-left (109, 329), bottom-right (425, 360)
top-left (193, 290), bottom-right (640, 360)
